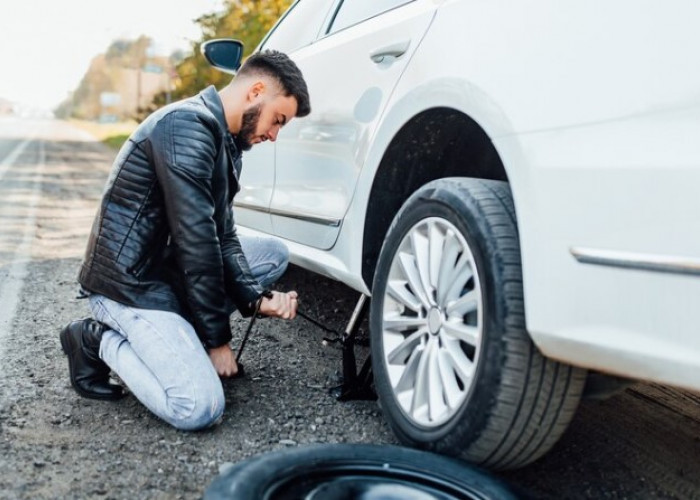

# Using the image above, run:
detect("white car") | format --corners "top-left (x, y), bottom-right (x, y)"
top-left (206, 0), bottom-right (700, 469)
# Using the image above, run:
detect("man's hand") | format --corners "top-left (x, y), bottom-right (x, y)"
top-left (259, 290), bottom-right (298, 319)
top-left (208, 344), bottom-right (239, 378)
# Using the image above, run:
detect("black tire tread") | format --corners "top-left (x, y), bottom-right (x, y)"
top-left (372, 177), bottom-right (585, 471)
top-left (447, 178), bottom-right (585, 469)
top-left (204, 444), bottom-right (519, 500)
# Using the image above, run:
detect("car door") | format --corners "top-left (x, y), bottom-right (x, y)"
top-left (268, 0), bottom-right (438, 249)
top-left (234, 0), bottom-right (334, 234)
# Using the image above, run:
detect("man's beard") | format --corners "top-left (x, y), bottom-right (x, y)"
top-left (236, 103), bottom-right (262, 151)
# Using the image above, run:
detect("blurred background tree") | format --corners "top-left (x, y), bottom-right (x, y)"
top-left (55, 0), bottom-right (292, 123)
top-left (55, 36), bottom-right (179, 121)
top-left (140, 0), bottom-right (292, 121)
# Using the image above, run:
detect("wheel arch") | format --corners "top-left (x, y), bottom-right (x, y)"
top-left (360, 106), bottom-right (510, 289)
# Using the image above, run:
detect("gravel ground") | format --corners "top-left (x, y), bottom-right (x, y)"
top-left (1, 119), bottom-right (699, 499)
top-left (0, 256), bottom-right (395, 499)
top-left (0, 122), bottom-right (393, 499)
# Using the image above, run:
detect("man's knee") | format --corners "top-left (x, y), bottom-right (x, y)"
top-left (273, 241), bottom-right (289, 275)
top-left (260, 239), bottom-right (289, 286)
top-left (268, 238), bottom-right (289, 267)
top-left (168, 382), bottom-right (225, 431)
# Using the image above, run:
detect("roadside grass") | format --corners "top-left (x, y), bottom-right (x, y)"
top-left (102, 133), bottom-right (131, 150)
top-left (68, 119), bottom-right (137, 150)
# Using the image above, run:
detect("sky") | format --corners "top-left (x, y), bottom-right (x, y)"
top-left (0, 0), bottom-right (224, 110)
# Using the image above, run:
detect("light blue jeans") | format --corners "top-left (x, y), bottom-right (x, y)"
top-left (88, 236), bottom-right (288, 431)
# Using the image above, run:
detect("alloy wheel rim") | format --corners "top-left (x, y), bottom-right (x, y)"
top-left (381, 217), bottom-right (482, 427)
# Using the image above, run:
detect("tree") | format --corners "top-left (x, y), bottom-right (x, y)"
top-left (164, 0), bottom-right (292, 103)
top-left (55, 36), bottom-right (156, 120)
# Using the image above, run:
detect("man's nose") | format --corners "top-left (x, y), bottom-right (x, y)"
top-left (267, 125), bottom-right (281, 142)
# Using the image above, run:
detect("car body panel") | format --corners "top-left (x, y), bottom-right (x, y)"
top-left (234, 144), bottom-right (275, 233)
top-left (269, 0), bottom-right (438, 249)
top-left (495, 105), bottom-right (700, 390)
top-left (389, 0), bottom-right (700, 389)
top-left (236, 0), bottom-right (700, 391)
top-left (234, 0), bottom-right (337, 234)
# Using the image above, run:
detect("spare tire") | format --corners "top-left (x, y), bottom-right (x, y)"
top-left (204, 443), bottom-right (520, 500)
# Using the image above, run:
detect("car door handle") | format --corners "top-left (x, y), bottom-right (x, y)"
top-left (370, 40), bottom-right (411, 64)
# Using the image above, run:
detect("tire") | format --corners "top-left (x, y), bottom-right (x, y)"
top-left (370, 178), bottom-right (586, 470)
top-left (203, 444), bottom-right (519, 500)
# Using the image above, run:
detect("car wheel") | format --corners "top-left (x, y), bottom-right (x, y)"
top-left (204, 444), bottom-right (519, 500)
top-left (370, 178), bottom-right (586, 469)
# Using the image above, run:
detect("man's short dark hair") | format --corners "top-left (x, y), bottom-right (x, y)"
top-left (238, 50), bottom-right (311, 118)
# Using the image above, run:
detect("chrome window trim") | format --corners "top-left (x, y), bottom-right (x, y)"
top-left (325, 0), bottom-right (417, 37)
top-left (258, 0), bottom-right (336, 53)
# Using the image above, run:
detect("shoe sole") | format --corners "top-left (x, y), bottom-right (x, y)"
top-left (60, 326), bottom-right (125, 401)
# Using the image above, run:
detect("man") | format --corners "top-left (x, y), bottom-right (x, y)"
top-left (59, 50), bottom-right (311, 431)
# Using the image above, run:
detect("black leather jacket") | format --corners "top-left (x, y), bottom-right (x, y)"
top-left (79, 86), bottom-right (264, 348)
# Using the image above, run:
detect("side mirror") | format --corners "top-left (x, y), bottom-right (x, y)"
top-left (201, 39), bottom-right (245, 74)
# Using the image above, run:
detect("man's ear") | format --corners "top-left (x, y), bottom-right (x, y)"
top-left (247, 81), bottom-right (266, 103)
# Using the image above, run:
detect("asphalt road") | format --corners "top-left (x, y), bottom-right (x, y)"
top-left (0, 116), bottom-right (699, 499)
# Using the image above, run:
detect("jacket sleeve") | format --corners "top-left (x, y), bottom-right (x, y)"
top-left (150, 110), bottom-right (232, 349)
top-left (221, 203), bottom-right (265, 317)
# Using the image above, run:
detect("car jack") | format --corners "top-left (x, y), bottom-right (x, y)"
top-left (296, 294), bottom-right (376, 401)
top-left (327, 294), bottom-right (376, 402)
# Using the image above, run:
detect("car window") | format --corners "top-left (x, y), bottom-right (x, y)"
top-left (261, 0), bottom-right (331, 53)
top-left (328, 0), bottom-right (414, 35)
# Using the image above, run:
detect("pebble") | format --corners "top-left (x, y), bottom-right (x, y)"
top-left (218, 462), bottom-right (235, 475)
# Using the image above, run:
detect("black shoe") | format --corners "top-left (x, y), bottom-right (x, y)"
top-left (59, 318), bottom-right (125, 401)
